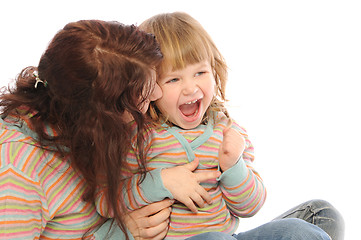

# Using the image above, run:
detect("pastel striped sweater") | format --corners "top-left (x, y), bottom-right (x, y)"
top-left (0, 111), bottom-right (123, 240)
top-left (96, 112), bottom-right (266, 239)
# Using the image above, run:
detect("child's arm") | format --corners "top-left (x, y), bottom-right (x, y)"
top-left (95, 159), bottom-right (221, 217)
top-left (95, 167), bottom-right (171, 217)
top-left (95, 127), bottom-right (172, 217)
top-left (95, 124), bottom-right (222, 216)
top-left (218, 127), bottom-right (246, 171)
top-left (218, 124), bottom-right (266, 217)
top-left (161, 157), bottom-right (221, 213)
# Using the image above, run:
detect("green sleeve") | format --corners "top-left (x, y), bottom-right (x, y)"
top-left (93, 219), bottom-right (135, 240)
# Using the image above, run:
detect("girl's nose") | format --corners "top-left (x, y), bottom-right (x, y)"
top-left (182, 79), bottom-right (198, 95)
top-left (149, 83), bottom-right (162, 101)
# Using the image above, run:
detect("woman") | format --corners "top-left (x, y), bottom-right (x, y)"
top-left (0, 19), bottom-right (179, 240)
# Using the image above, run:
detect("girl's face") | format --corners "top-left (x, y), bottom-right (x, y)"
top-left (122, 69), bottom-right (162, 122)
top-left (156, 60), bottom-right (215, 129)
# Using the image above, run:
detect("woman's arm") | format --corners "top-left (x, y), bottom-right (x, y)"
top-left (93, 199), bottom-right (174, 240)
top-left (0, 140), bottom-right (102, 239)
top-left (95, 168), bottom-right (172, 217)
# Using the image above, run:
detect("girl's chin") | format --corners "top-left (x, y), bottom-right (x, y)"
top-left (176, 115), bottom-right (203, 129)
top-left (178, 122), bottom-right (199, 130)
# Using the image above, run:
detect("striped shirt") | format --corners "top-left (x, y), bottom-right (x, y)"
top-left (96, 112), bottom-right (266, 239)
top-left (0, 110), bottom-right (111, 240)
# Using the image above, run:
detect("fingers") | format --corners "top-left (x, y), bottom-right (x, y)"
top-left (127, 201), bottom-right (172, 240)
top-left (222, 127), bottom-right (235, 142)
top-left (182, 193), bottom-right (213, 213)
top-left (195, 170), bottom-right (221, 183)
top-left (221, 127), bottom-right (245, 158)
top-left (222, 126), bottom-right (230, 136)
top-left (142, 223), bottom-right (169, 240)
top-left (131, 199), bottom-right (174, 219)
top-left (195, 184), bottom-right (213, 205)
top-left (189, 192), bottom-right (205, 209)
top-left (182, 197), bottom-right (199, 213)
top-left (181, 184), bottom-right (215, 212)
top-left (146, 206), bottom-right (172, 227)
top-left (223, 127), bottom-right (244, 143)
top-left (182, 157), bottom-right (199, 171)
top-left (136, 218), bottom-right (169, 240)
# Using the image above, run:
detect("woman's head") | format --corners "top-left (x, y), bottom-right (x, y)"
top-left (1, 19), bottom-right (163, 238)
top-left (139, 12), bottom-right (228, 127)
top-left (38, 20), bottom-right (162, 124)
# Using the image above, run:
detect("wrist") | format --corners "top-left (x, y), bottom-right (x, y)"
top-left (217, 157), bottom-right (248, 186)
top-left (141, 168), bottom-right (173, 201)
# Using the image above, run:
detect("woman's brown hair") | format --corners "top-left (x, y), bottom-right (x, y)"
top-left (0, 20), bottom-right (162, 238)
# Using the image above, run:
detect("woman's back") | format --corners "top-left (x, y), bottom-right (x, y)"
top-left (0, 111), bottom-right (103, 239)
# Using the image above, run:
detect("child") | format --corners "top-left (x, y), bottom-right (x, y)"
top-left (95, 12), bottom-right (266, 239)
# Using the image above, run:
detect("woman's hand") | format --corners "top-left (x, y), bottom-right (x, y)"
top-left (161, 158), bottom-right (221, 213)
top-left (124, 199), bottom-right (174, 240)
top-left (218, 127), bottom-right (246, 172)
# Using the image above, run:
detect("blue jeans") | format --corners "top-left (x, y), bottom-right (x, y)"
top-left (186, 199), bottom-right (344, 240)
top-left (273, 199), bottom-right (344, 240)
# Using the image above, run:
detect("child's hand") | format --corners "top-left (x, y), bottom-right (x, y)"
top-left (161, 158), bottom-right (221, 213)
top-left (218, 127), bottom-right (246, 172)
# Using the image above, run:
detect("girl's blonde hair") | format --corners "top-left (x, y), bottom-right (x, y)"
top-left (139, 12), bottom-right (229, 125)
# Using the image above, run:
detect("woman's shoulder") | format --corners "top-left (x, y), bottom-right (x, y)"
top-left (0, 120), bottom-right (38, 145)
top-left (0, 118), bottom-right (69, 182)
top-left (0, 108), bottom-right (42, 144)
top-left (0, 120), bottom-right (99, 238)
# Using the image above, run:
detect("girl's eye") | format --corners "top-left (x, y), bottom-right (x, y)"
top-left (195, 71), bottom-right (205, 77)
top-left (166, 78), bottom-right (179, 84)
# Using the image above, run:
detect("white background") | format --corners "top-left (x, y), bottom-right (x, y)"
top-left (1, 1), bottom-right (359, 239)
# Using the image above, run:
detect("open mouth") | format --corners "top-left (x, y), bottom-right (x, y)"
top-left (179, 99), bottom-right (201, 119)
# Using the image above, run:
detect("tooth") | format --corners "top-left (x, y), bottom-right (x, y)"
top-left (184, 99), bottom-right (198, 105)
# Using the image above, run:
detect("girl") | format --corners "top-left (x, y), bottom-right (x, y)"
top-left (131, 11), bottom-right (266, 239)
top-left (96, 12), bottom-right (341, 240)
top-left (96, 11), bottom-right (265, 239)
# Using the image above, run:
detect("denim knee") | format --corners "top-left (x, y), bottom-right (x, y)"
top-left (185, 232), bottom-right (235, 240)
top-left (305, 199), bottom-right (345, 240)
top-left (279, 218), bottom-right (331, 240)
top-left (233, 218), bottom-right (330, 240)
top-left (275, 199), bottom-right (344, 240)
